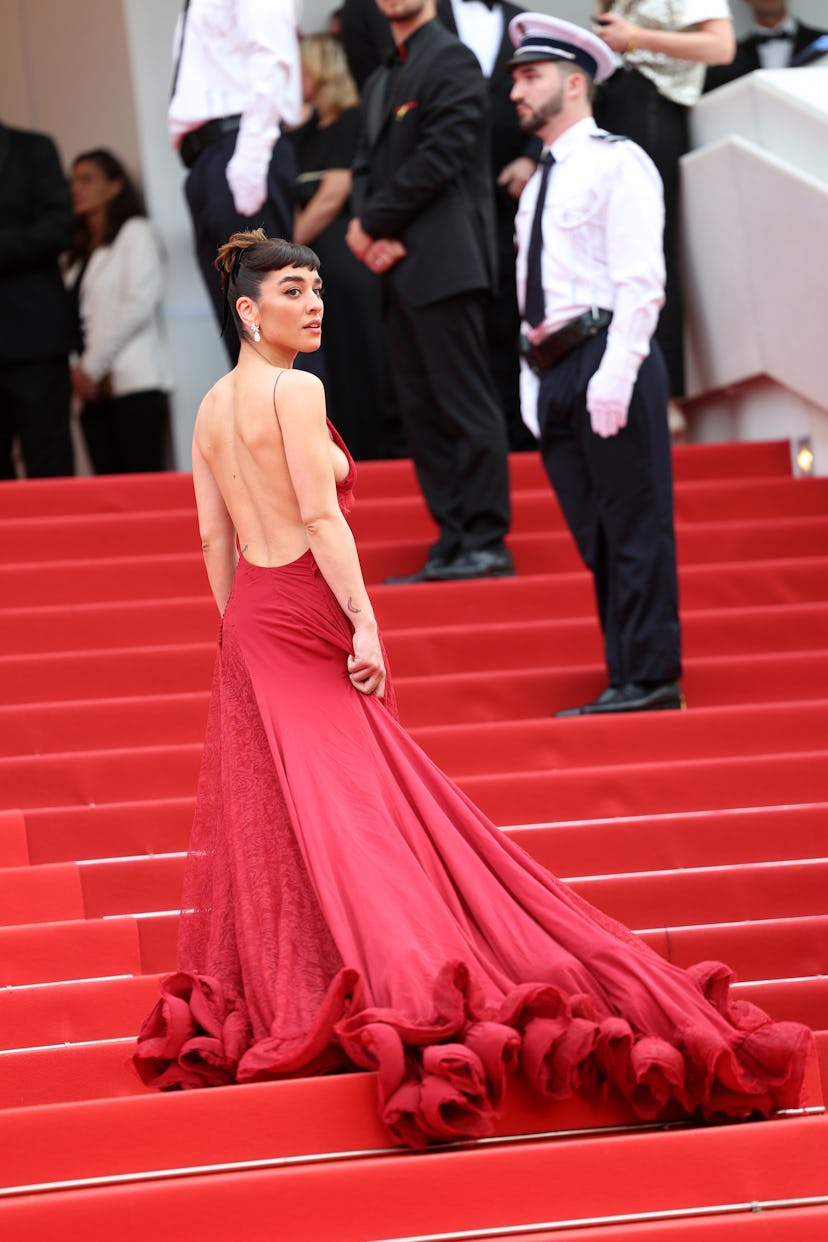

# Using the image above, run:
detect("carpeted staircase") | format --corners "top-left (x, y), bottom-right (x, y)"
top-left (1, 439), bottom-right (826, 1241)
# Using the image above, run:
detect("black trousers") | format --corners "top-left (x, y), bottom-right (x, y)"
top-left (487, 193), bottom-right (537, 453)
top-left (594, 69), bottom-right (689, 399)
top-left (185, 131), bottom-right (296, 364)
top-left (383, 286), bottom-right (511, 561)
top-left (537, 332), bottom-right (682, 686)
top-left (81, 389), bottom-right (170, 474)
top-left (0, 355), bottom-right (73, 479)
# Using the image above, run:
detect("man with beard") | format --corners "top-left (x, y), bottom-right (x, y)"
top-left (348, 0), bottom-right (513, 582)
top-left (509, 15), bottom-right (684, 716)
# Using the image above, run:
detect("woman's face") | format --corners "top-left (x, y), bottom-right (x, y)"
top-left (250, 266), bottom-right (324, 353)
top-left (70, 160), bottom-right (122, 218)
top-left (301, 64), bottom-right (319, 104)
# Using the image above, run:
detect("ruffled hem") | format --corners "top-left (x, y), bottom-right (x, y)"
top-left (133, 960), bottom-right (814, 1149)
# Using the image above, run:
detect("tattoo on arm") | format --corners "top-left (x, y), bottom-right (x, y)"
top-left (347, 596), bottom-right (362, 614)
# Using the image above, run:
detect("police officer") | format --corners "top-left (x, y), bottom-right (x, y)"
top-left (509, 14), bottom-right (684, 715)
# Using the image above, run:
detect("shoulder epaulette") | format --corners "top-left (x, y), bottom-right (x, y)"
top-left (590, 132), bottom-right (629, 143)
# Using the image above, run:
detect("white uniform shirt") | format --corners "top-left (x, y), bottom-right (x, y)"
top-left (608, 0), bottom-right (733, 106)
top-left (515, 118), bottom-right (665, 435)
top-left (168, 0), bottom-right (302, 151)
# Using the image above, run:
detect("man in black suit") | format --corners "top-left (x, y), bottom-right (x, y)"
top-left (348, 0), bottom-right (513, 582)
top-left (705, 1), bottom-right (826, 91)
top-left (436, 0), bottom-right (540, 451)
top-left (0, 122), bottom-right (74, 479)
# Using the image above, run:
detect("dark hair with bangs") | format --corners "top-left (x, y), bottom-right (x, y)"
top-left (215, 229), bottom-right (320, 340)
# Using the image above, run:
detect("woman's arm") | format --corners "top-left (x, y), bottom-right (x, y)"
top-left (192, 413), bottom-right (237, 615)
top-left (277, 369), bottom-right (385, 697)
top-left (294, 169), bottom-right (352, 245)
top-left (598, 15), bottom-right (735, 65)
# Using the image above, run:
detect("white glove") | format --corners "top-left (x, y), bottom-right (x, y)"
top-left (226, 132), bottom-right (272, 218)
top-left (586, 371), bottom-right (634, 438)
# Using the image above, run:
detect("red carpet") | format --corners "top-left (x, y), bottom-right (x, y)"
top-left (0, 438), bottom-right (826, 1240)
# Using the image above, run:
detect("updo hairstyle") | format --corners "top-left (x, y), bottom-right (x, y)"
top-left (214, 229), bottom-right (320, 340)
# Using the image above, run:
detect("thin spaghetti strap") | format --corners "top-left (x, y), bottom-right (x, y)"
top-left (272, 369), bottom-right (287, 416)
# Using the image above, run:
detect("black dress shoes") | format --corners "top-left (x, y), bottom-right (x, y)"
top-left (384, 556), bottom-right (453, 585)
top-left (385, 547), bottom-right (516, 584)
top-left (556, 681), bottom-right (686, 717)
top-left (427, 547), bottom-right (516, 581)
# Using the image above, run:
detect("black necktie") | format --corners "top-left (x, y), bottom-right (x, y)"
top-left (524, 152), bottom-right (554, 328)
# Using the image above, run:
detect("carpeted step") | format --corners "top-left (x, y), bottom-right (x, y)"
top-left (394, 649), bottom-right (828, 726)
top-left (410, 703), bottom-right (828, 778)
top-left (0, 1111), bottom-right (825, 1242)
top-left (460, 749), bottom-right (828, 825)
top-left (20, 798), bottom-right (195, 865)
top-left (0, 973), bottom-right (164, 1051)
top-left (509, 803), bottom-right (828, 876)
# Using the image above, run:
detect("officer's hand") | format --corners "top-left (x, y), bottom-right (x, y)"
top-left (226, 142), bottom-right (269, 217)
top-left (586, 372), bottom-right (633, 438)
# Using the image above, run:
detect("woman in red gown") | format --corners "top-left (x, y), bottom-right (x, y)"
top-left (134, 231), bottom-right (813, 1149)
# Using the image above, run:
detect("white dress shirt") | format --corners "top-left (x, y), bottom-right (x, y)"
top-left (449, 0), bottom-right (505, 78)
top-left (169, 0), bottom-right (302, 151)
top-left (609, 0), bottom-right (733, 106)
top-left (515, 118), bottom-right (665, 433)
top-left (65, 218), bottom-right (173, 397)
top-left (750, 16), bottom-right (798, 69)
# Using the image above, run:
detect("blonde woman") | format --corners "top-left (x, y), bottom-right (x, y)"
top-left (288, 33), bottom-right (396, 458)
top-left (593, 2), bottom-right (735, 433)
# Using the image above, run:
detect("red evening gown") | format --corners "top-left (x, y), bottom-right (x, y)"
top-left (134, 424), bottom-right (813, 1149)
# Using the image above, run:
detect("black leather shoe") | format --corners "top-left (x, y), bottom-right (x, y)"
top-left (556, 681), bottom-right (685, 717)
top-left (426, 547), bottom-right (516, 581)
top-left (384, 557), bottom-right (453, 585)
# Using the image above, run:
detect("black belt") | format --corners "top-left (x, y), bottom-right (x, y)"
top-left (520, 308), bottom-right (613, 374)
top-left (179, 115), bottom-right (242, 169)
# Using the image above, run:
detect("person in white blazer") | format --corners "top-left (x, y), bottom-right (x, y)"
top-left (65, 149), bottom-right (173, 473)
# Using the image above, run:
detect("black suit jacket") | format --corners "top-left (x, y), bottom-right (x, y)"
top-left (0, 124), bottom-right (73, 364)
top-left (352, 20), bottom-right (497, 308)
top-left (436, 0), bottom-right (541, 179)
top-left (704, 21), bottom-right (827, 92)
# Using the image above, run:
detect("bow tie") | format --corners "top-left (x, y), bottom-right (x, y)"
top-left (461, 0), bottom-right (498, 9)
top-left (752, 31), bottom-right (792, 44)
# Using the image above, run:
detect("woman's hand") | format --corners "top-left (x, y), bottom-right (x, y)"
top-left (71, 365), bottom-right (101, 403)
top-left (595, 12), bottom-right (634, 53)
top-left (348, 623), bottom-right (386, 699)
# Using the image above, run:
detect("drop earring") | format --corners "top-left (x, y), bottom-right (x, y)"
top-left (253, 325), bottom-right (261, 343)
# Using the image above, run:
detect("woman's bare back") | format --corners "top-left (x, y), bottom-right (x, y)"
top-left (194, 364), bottom-right (349, 568)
